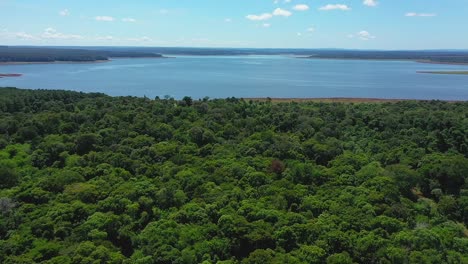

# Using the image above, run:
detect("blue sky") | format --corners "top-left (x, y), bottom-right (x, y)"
top-left (0, 0), bottom-right (467, 49)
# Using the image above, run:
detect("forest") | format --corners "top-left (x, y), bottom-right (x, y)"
top-left (2, 46), bottom-right (468, 64)
top-left (0, 47), bottom-right (163, 63)
top-left (0, 87), bottom-right (467, 263)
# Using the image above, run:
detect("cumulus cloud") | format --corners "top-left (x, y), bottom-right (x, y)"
top-left (41, 28), bottom-right (83, 40)
top-left (246, 13), bottom-right (273, 21)
top-left (405, 12), bottom-right (437, 17)
top-left (122, 18), bottom-right (136, 22)
top-left (363, 0), bottom-right (378, 7)
top-left (15, 32), bottom-right (35, 40)
top-left (95, 16), bottom-right (114, 22)
top-left (59, 9), bottom-right (70, 16)
top-left (319, 4), bottom-right (351, 11)
top-left (293, 4), bottom-right (309, 11)
top-left (246, 8), bottom-right (292, 21)
top-left (356, 30), bottom-right (376, 40)
top-left (273, 8), bottom-right (292, 17)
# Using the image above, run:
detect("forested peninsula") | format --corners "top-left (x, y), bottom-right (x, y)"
top-left (0, 88), bottom-right (467, 263)
top-left (0, 47), bottom-right (163, 63)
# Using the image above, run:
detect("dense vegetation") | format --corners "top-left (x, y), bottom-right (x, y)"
top-left (0, 88), bottom-right (467, 263)
top-left (0, 47), bottom-right (162, 63)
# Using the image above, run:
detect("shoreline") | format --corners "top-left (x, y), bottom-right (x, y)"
top-left (415, 60), bottom-right (468, 66)
top-left (0, 73), bottom-right (22, 78)
top-left (0, 56), bottom-right (169, 65)
top-left (417, 71), bottom-right (468, 75)
top-left (299, 56), bottom-right (468, 66)
top-left (243, 97), bottom-right (465, 103)
top-left (0, 60), bottom-right (110, 65)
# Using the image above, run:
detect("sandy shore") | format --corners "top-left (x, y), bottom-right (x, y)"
top-left (0, 60), bottom-right (109, 65)
top-left (243, 97), bottom-right (464, 103)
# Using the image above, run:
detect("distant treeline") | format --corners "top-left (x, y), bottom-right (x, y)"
top-left (2, 46), bottom-right (468, 64)
top-left (305, 50), bottom-right (468, 64)
top-left (0, 47), bottom-right (163, 63)
top-left (86, 47), bottom-right (468, 64)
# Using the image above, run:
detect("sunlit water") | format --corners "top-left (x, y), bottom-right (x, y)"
top-left (1, 56), bottom-right (468, 100)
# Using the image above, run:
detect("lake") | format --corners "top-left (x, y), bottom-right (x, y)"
top-left (1, 56), bottom-right (468, 100)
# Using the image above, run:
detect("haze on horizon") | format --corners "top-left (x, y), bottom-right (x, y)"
top-left (0, 0), bottom-right (467, 50)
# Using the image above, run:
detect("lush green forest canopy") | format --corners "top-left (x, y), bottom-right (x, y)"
top-left (0, 47), bottom-right (162, 63)
top-left (0, 87), bottom-right (467, 263)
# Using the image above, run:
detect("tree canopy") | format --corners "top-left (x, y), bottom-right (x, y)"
top-left (0, 88), bottom-right (467, 263)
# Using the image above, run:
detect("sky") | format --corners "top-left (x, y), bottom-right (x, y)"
top-left (0, 0), bottom-right (467, 49)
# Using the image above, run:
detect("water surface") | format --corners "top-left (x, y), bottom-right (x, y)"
top-left (1, 56), bottom-right (468, 100)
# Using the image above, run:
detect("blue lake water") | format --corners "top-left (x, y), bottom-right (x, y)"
top-left (1, 56), bottom-right (468, 100)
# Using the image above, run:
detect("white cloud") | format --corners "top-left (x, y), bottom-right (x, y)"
top-left (16, 32), bottom-right (35, 40)
top-left (357, 30), bottom-right (376, 40)
top-left (95, 16), bottom-right (114, 22)
top-left (96, 35), bottom-right (114, 41)
top-left (319, 4), bottom-right (351, 11)
top-left (405, 12), bottom-right (437, 17)
top-left (363, 0), bottom-right (378, 7)
top-left (128, 36), bottom-right (152, 42)
top-left (0, 29), bottom-right (35, 40)
top-left (273, 8), bottom-right (292, 17)
top-left (122, 18), bottom-right (136, 22)
top-left (246, 8), bottom-right (292, 21)
top-left (59, 9), bottom-right (70, 16)
top-left (307, 27), bottom-right (315, 32)
top-left (41, 28), bottom-right (83, 40)
top-left (293, 4), bottom-right (309, 11)
top-left (263, 23), bottom-right (271, 28)
top-left (246, 13), bottom-right (273, 21)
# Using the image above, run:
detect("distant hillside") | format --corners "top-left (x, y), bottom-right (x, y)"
top-left (0, 46), bottom-right (163, 63)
